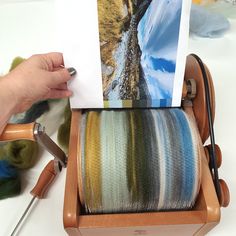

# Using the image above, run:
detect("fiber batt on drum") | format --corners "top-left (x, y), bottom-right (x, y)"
top-left (79, 109), bottom-right (200, 214)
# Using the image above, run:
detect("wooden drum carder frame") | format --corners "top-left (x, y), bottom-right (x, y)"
top-left (0, 55), bottom-right (230, 236)
top-left (63, 55), bottom-right (230, 236)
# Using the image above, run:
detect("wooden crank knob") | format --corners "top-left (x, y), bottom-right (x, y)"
top-left (204, 144), bottom-right (222, 168)
top-left (215, 144), bottom-right (222, 168)
top-left (219, 179), bottom-right (230, 207)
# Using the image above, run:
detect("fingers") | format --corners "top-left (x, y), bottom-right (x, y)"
top-left (43, 52), bottom-right (65, 68)
top-left (49, 68), bottom-right (73, 86)
top-left (45, 88), bottom-right (73, 100)
top-left (55, 82), bottom-right (68, 90)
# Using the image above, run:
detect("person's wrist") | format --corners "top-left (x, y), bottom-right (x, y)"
top-left (0, 75), bottom-right (21, 115)
top-left (0, 76), bottom-right (21, 134)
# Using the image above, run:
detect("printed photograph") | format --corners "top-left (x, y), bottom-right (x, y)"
top-left (98, 0), bottom-right (183, 108)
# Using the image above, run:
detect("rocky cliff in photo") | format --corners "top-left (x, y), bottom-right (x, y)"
top-left (98, 0), bottom-right (151, 101)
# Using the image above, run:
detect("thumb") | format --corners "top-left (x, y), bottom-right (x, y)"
top-left (49, 67), bottom-right (76, 86)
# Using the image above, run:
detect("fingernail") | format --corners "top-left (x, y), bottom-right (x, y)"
top-left (67, 67), bottom-right (76, 76)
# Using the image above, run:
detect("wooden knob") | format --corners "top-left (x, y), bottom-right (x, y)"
top-left (219, 179), bottom-right (230, 207)
top-left (215, 144), bottom-right (222, 168)
top-left (204, 144), bottom-right (222, 168)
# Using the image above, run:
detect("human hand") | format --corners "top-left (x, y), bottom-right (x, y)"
top-left (4, 52), bottom-right (76, 114)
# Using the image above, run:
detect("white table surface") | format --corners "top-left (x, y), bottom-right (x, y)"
top-left (0, 1), bottom-right (235, 235)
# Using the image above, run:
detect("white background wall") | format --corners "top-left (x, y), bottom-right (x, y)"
top-left (0, 0), bottom-right (57, 75)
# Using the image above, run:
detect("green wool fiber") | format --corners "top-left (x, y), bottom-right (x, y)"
top-left (0, 56), bottom-right (38, 201)
top-left (0, 177), bottom-right (21, 200)
top-left (9, 57), bottom-right (25, 71)
top-left (0, 147), bottom-right (6, 160)
top-left (3, 141), bottom-right (38, 169)
top-left (57, 101), bottom-right (71, 153)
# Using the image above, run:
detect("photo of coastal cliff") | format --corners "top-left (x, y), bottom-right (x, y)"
top-left (98, 0), bottom-right (184, 108)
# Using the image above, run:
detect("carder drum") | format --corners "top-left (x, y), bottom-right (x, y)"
top-left (63, 54), bottom-right (229, 236)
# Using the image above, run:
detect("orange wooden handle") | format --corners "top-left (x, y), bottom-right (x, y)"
top-left (0, 122), bottom-right (36, 142)
top-left (31, 160), bottom-right (57, 199)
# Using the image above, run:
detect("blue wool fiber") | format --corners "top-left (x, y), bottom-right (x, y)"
top-left (171, 109), bottom-right (195, 207)
top-left (0, 160), bottom-right (18, 179)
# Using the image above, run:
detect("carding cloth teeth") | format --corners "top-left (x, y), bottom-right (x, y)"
top-left (79, 108), bottom-right (201, 214)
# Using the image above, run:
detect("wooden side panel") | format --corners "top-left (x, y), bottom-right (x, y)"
top-left (80, 224), bottom-right (203, 236)
top-left (64, 110), bottom-right (81, 233)
top-left (78, 211), bottom-right (205, 228)
top-left (193, 143), bottom-right (221, 236)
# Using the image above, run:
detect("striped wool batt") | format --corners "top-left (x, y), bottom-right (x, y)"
top-left (79, 109), bottom-right (200, 214)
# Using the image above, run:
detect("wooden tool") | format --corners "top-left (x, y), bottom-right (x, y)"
top-left (10, 160), bottom-right (60, 236)
top-left (63, 54), bottom-right (230, 236)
